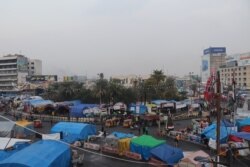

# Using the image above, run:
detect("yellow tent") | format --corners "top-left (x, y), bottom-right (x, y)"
top-left (118, 138), bottom-right (131, 155)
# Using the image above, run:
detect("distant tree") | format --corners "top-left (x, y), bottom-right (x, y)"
top-left (164, 76), bottom-right (178, 99)
top-left (190, 83), bottom-right (197, 97)
top-left (150, 70), bottom-right (166, 86)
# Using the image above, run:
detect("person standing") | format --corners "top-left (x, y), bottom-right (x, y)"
top-left (175, 134), bottom-right (181, 147)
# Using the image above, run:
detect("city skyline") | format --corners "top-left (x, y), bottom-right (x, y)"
top-left (0, 0), bottom-right (249, 78)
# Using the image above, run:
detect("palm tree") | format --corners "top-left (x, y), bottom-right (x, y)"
top-left (150, 70), bottom-right (166, 86)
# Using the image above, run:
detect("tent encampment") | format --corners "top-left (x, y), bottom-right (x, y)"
top-left (0, 140), bottom-right (71, 167)
top-left (69, 104), bottom-right (97, 117)
top-left (51, 122), bottom-right (96, 143)
top-left (130, 135), bottom-right (165, 160)
top-left (150, 144), bottom-right (184, 165)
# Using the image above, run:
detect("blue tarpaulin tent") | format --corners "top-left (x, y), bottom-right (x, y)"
top-left (129, 104), bottom-right (147, 115)
top-left (130, 135), bottom-right (165, 160)
top-left (70, 104), bottom-right (97, 117)
top-left (0, 142), bottom-right (29, 161)
top-left (0, 140), bottom-right (71, 167)
top-left (232, 132), bottom-right (250, 141)
top-left (51, 122), bottom-right (96, 143)
top-left (202, 124), bottom-right (236, 143)
top-left (150, 144), bottom-right (184, 165)
top-left (111, 132), bottom-right (134, 139)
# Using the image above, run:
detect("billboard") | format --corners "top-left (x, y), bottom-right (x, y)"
top-left (26, 75), bottom-right (57, 82)
top-left (201, 55), bottom-right (210, 83)
top-left (203, 47), bottom-right (226, 55)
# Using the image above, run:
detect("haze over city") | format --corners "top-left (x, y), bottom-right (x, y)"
top-left (0, 0), bottom-right (249, 78)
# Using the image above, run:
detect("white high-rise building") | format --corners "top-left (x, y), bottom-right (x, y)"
top-left (0, 54), bottom-right (29, 91)
top-left (28, 59), bottom-right (42, 75)
top-left (201, 47), bottom-right (226, 83)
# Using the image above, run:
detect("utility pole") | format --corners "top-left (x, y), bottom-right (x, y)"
top-left (232, 69), bottom-right (236, 126)
top-left (216, 71), bottom-right (221, 166)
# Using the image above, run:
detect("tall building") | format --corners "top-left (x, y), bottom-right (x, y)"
top-left (0, 54), bottom-right (29, 92)
top-left (201, 47), bottom-right (226, 83)
top-left (28, 59), bottom-right (42, 75)
top-left (220, 52), bottom-right (250, 90)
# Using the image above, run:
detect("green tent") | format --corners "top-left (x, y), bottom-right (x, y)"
top-left (130, 135), bottom-right (165, 160)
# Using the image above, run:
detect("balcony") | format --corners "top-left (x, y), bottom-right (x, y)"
top-left (0, 78), bottom-right (17, 82)
top-left (0, 62), bottom-right (17, 66)
top-left (0, 73), bottom-right (17, 76)
top-left (0, 68), bottom-right (17, 71)
top-left (0, 83), bottom-right (15, 87)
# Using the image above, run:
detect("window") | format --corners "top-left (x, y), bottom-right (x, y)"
top-left (244, 78), bottom-right (246, 81)
top-left (244, 83), bottom-right (247, 87)
top-left (244, 67), bottom-right (246, 70)
top-left (239, 67), bottom-right (241, 70)
top-left (239, 73), bottom-right (241, 76)
top-left (243, 72), bottom-right (246, 75)
top-left (31, 67), bottom-right (34, 69)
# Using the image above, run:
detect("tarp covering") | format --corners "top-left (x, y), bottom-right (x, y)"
top-left (51, 122), bottom-right (96, 143)
top-left (150, 144), bottom-right (184, 165)
top-left (0, 142), bottom-right (30, 161)
top-left (237, 118), bottom-right (250, 128)
top-left (0, 122), bottom-right (15, 137)
top-left (0, 138), bottom-right (31, 150)
top-left (202, 124), bottom-right (236, 143)
top-left (129, 104), bottom-right (147, 115)
top-left (25, 99), bottom-right (54, 107)
top-left (111, 132), bottom-right (134, 139)
top-left (118, 138), bottom-right (131, 155)
top-left (130, 135), bottom-right (165, 160)
top-left (232, 132), bottom-right (250, 141)
top-left (0, 140), bottom-right (71, 167)
top-left (70, 104), bottom-right (97, 117)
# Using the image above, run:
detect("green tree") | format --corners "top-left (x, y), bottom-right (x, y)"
top-left (164, 76), bottom-right (178, 99)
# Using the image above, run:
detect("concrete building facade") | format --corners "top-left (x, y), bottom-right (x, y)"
top-left (28, 59), bottom-right (42, 75)
top-left (220, 52), bottom-right (250, 90)
top-left (0, 54), bottom-right (29, 91)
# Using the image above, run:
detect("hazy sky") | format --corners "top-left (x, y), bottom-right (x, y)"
top-left (0, 0), bottom-right (249, 78)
